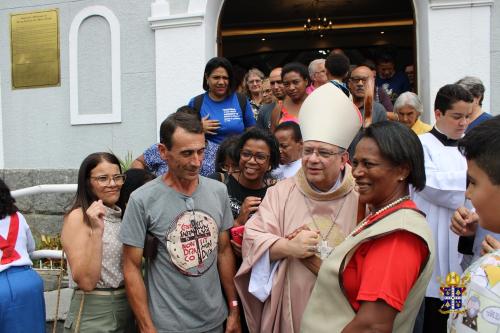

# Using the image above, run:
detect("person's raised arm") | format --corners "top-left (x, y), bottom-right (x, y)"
top-left (123, 245), bottom-right (157, 333)
top-left (269, 229), bottom-right (319, 261)
top-left (481, 234), bottom-right (500, 255)
top-left (270, 104), bottom-right (281, 133)
top-left (131, 154), bottom-right (146, 169)
top-left (234, 196), bottom-right (261, 227)
top-left (450, 206), bottom-right (478, 237)
top-left (61, 200), bottom-right (106, 291)
top-left (217, 230), bottom-right (241, 333)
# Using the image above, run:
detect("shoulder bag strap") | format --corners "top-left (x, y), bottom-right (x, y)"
top-left (193, 93), bottom-right (205, 113)
top-left (236, 92), bottom-right (249, 120)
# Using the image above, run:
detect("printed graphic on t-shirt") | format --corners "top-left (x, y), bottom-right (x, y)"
top-left (223, 108), bottom-right (241, 123)
top-left (228, 195), bottom-right (242, 219)
top-left (166, 210), bottom-right (219, 276)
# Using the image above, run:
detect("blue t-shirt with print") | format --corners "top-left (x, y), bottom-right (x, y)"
top-left (375, 71), bottom-right (411, 100)
top-left (188, 92), bottom-right (255, 144)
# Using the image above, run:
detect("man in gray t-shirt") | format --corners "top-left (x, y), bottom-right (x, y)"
top-left (121, 110), bottom-right (241, 333)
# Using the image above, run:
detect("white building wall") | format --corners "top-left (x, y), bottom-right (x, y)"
top-left (427, 1), bottom-right (493, 122)
top-left (491, 0), bottom-right (500, 115)
top-left (150, 0), bottom-right (207, 136)
top-left (0, 0), bottom-right (157, 168)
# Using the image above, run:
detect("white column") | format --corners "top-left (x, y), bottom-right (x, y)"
top-left (149, 0), bottom-right (208, 137)
top-left (427, 0), bottom-right (493, 121)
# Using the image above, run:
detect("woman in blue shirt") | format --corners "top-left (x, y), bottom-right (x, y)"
top-left (189, 57), bottom-right (255, 146)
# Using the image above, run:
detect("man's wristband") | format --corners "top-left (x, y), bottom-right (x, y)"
top-left (229, 300), bottom-right (238, 309)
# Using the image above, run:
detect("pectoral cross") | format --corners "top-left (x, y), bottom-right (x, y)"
top-left (318, 240), bottom-right (333, 260)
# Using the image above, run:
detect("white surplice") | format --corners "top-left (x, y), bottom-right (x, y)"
top-left (412, 132), bottom-right (470, 298)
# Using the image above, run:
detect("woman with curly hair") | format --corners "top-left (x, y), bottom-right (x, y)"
top-left (0, 178), bottom-right (45, 332)
top-left (244, 68), bottom-right (265, 119)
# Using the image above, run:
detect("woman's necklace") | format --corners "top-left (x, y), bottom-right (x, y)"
top-left (348, 195), bottom-right (411, 238)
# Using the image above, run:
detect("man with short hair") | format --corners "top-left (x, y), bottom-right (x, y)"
top-left (121, 110), bottom-right (240, 333)
top-left (306, 59), bottom-right (328, 94)
top-left (411, 84), bottom-right (473, 332)
top-left (272, 121), bottom-right (303, 180)
top-left (269, 67), bottom-right (285, 100)
top-left (405, 64), bottom-right (415, 91)
top-left (261, 78), bottom-right (274, 104)
top-left (257, 67), bottom-right (285, 132)
top-left (235, 83), bottom-right (361, 332)
top-left (448, 115), bottom-right (500, 332)
top-left (375, 54), bottom-right (411, 103)
top-left (347, 65), bottom-right (387, 157)
top-left (325, 53), bottom-right (351, 98)
top-left (452, 76), bottom-right (495, 271)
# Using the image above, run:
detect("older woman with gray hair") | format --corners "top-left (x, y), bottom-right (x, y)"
top-left (456, 76), bottom-right (492, 132)
top-left (244, 68), bottom-right (265, 118)
top-left (393, 91), bottom-right (432, 135)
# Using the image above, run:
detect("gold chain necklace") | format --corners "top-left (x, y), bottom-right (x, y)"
top-left (348, 195), bottom-right (411, 238)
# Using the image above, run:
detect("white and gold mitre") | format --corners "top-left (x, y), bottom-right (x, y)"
top-left (299, 82), bottom-right (362, 149)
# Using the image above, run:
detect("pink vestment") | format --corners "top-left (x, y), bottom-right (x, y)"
top-left (235, 166), bottom-right (359, 333)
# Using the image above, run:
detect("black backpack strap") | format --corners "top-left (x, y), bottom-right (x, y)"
top-left (193, 93), bottom-right (205, 113)
top-left (236, 92), bottom-right (249, 119)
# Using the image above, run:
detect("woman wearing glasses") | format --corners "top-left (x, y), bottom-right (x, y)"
top-left (225, 128), bottom-right (279, 333)
top-left (226, 128), bottom-right (280, 261)
top-left (61, 152), bottom-right (135, 333)
top-left (244, 68), bottom-right (265, 119)
top-left (228, 128), bottom-right (280, 235)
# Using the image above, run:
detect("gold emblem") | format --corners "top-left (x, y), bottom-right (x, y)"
top-left (438, 272), bottom-right (470, 314)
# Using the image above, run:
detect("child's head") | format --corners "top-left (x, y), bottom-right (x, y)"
top-left (215, 135), bottom-right (241, 174)
top-left (117, 168), bottom-right (155, 215)
top-left (459, 115), bottom-right (500, 232)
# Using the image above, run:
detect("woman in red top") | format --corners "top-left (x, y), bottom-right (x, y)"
top-left (301, 121), bottom-right (435, 333)
top-left (270, 62), bottom-right (309, 132)
top-left (344, 121), bottom-right (431, 332)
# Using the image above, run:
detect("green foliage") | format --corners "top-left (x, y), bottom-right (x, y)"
top-left (34, 234), bottom-right (63, 269)
top-left (36, 234), bottom-right (61, 250)
top-left (109, 150), bottom-right (135, 171)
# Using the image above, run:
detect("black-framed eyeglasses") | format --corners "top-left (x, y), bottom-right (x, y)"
top-left (240, 150), bottom-right (269, 164)
top-left (90, 174), bottom-right (126, 186)
top-left (303, 147), bottom-right (344, 159)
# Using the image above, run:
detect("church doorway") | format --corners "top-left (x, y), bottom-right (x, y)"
top-left (217, 0), bottom-right (416, 89)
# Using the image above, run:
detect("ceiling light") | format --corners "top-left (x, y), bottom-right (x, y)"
top-left (304, 0), bottom-right (333, 36)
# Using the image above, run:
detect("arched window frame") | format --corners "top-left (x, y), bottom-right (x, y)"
top-left (69, 6), bottom-right (121, 125)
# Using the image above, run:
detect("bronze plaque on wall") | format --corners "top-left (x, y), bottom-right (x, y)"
top-left (11, 9), bottom-right (60, 89)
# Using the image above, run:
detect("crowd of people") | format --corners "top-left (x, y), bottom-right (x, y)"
top-left (1, 51), bottom-right (499, 333)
